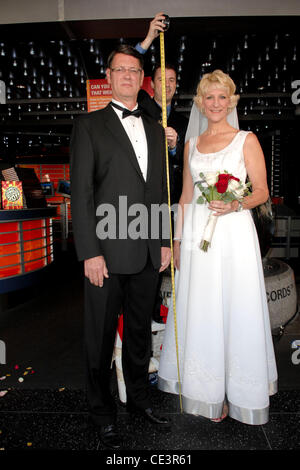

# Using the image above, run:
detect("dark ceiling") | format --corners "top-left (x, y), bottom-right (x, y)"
top-left (0, 15), bottom-right (299, 161)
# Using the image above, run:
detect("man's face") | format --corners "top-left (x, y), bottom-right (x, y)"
top-left (151, 68), bottom-right (177, 106)
top-left (106, 53), bottom-right (144, 105)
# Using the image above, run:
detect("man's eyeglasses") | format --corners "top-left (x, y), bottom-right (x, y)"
top-left (110, 67), bottom-right (142, 75)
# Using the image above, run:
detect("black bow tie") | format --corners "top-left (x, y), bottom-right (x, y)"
top-left (110, 102), bottom-right (142, 119)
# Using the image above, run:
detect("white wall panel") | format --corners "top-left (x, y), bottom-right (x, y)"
top-left (0, 0), bottom-right (299, 25)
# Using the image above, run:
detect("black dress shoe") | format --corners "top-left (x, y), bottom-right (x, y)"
top-left (143, 408), bottom-right (170, 425)
top-left (128, 406), bottom-right (170, 425)
top-left (99, 424), bottom-right (123, 449)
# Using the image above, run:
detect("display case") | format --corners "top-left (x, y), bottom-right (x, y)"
top-left (0, 207), bottom-right (56, 293)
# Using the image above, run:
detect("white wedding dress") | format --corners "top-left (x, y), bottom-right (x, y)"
top-left (158, 130), bottom-right (278, 425)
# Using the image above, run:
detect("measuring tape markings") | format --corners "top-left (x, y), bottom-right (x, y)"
top-left (159, 31), bottom-right (183, 413)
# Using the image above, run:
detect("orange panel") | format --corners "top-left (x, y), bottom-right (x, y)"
top-left (24, 258), bottom-right (47, 273)
top-left (0, 243), bottom-right (21, 256)
top-left (22, 220), bottom-right (44, 230)
top-left (0, 265), bottom-right (22, 278)
top-left (0, 222), bottom-right (19, 233)
top-left (24, 248), bottom-right (46, 262)
top-left (0, 253), bottom-right (21, 267)
top-left (24, 239), bottom-right (45, 250)
top-left (23, 229), bottom-right (45, 241)
top-left (0, 232), bottom-right (20, 244)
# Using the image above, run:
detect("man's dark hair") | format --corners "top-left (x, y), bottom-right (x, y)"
top-left (107, 44), bottom-right (144, 69)
top-left (151, 62), bottom-right (177, 81)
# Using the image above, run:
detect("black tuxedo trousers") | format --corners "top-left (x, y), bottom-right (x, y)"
top-left (85, 254), bottom-right (159, 425)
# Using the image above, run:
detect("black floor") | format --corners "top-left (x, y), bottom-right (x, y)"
top-left (0, 244), bottom-right (300, 454)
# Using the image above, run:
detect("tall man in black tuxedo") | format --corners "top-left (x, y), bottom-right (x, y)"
top-left (70, 45), bottom-right (171, 449)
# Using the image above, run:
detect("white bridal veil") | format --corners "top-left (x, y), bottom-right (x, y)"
top-left (185, 103), bottom-right (239, 142)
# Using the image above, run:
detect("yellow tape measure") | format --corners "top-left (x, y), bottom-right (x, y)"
top-left (159, 31), bottom-right (183, 413)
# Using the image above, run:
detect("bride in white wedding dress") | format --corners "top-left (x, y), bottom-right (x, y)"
top-left (158, 70), bottom-right (277, 425)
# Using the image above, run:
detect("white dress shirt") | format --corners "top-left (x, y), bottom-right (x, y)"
top-left (111, 99), bottom-right (148, 181)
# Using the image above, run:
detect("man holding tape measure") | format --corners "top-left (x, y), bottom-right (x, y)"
top-left (136, 12), bottom-right (189, 205)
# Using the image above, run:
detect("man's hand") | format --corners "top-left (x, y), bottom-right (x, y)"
top-left (165, 126), bottom-right (178, 150)
top-left (159, 247), bottom-right (171, 273)
top-left (84, 256), bottom-right (109, 287)
top-left (140, 12), bottom-right (166, 50)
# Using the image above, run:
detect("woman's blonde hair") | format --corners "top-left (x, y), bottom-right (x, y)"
top-left (194, 69), bottom-right (239, 114)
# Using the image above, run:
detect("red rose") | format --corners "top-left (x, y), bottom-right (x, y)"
top-left (215, 174), bottom-right (231, 193)
top-left (215, 174), bottom-right (240, 193)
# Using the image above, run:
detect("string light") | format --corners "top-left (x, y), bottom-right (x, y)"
top-left (257, 56), bottom-right (262, 71)
top-left (12, 48), bottom-right (17, 67)
top-left (32, 68), bottom-right (37, 84)
top-left (29, 42), bottom-right (35, 55)
top-left (292, 46), bottom-right (297, 61)
top-left (265, 47), bottom-right (270, 61)
top-left (59, 41), bottom-right (64, 55)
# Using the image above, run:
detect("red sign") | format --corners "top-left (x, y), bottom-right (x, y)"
top-left (86, 79), bottom-right (112, 113)
top-left (2, 181), bottom-right (23, 210)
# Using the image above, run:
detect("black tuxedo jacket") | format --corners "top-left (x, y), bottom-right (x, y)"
top-left (70, 104), bottom-right (169, 275)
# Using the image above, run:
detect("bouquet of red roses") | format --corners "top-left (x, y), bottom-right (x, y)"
top-left (196, 171), bottom-right (251, 251)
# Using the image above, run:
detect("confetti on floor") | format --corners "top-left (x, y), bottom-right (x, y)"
top-left (0, 365), bottom-right (36, 389)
